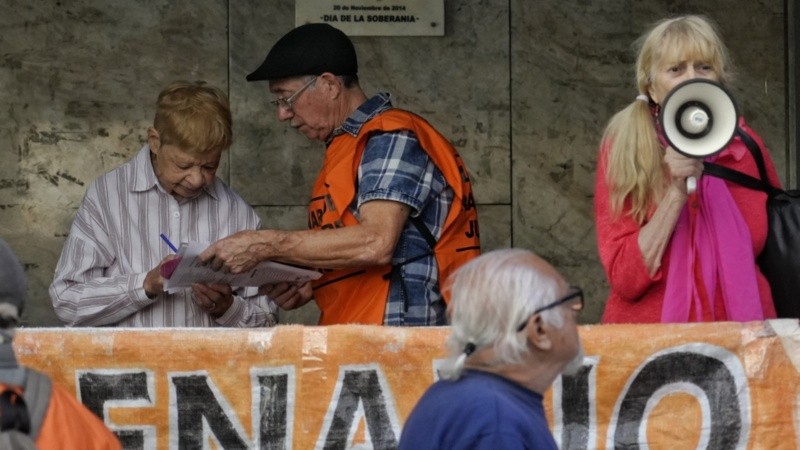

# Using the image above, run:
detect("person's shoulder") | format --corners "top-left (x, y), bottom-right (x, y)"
top-left (210, 177), bottom-right (254, 208)
top-left (92, 157), bottom-right (130, 181)
top-left (373, 107), bottom-right (430, 129)
top-left (418, 372), bottom-right (511, 414)
top-left (87, 147), bottom-right (147, 191)
top-left (206, 179), bottom-right (260, 226)
top-left (403, 370), bottom-right (555, 448)
top-left (402, 374), bottom-right (526, 449)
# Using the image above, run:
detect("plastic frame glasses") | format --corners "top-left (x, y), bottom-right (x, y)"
top-left (516, 286), bottom-right (584, 332)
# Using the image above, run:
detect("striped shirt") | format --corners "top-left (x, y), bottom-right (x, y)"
top-left (50, 145), bottom-right (277, 327)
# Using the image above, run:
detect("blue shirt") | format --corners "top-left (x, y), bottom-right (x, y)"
top-left (399, 370), bottom-right (558, 450)
top-left (331, 93), bottom-right (453, 325)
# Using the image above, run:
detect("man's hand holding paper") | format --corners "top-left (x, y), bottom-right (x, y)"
top-left (199, 230), bottom-right (266, 274)
top-left (192, 283), bottom-right (234, 318)
top-left (260, 281), bottom-right (314, 311)
top-left (167, 240), bottom-right (321, 290)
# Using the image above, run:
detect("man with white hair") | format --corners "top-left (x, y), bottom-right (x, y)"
top-left (0, 238), bottom-right (121, 449)
top-left (398, 248), bottom-right (585, 449)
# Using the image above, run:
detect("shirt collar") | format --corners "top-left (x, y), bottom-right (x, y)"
top-left (130, 145), bottom-right (219, 201)
top-left (131, 145), bottom-right (159, 193)
top-left (727, 117), bottom-right (750, 161)
top-left (327, 92), bottom-right (394, 144)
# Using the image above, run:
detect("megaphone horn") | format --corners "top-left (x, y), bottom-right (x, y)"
top-left (675, 101), bottom-right (713, 138)
top-left (659, 79), bottom-right (739, 193)
top-left (661, 79), bottom-right (738, 157)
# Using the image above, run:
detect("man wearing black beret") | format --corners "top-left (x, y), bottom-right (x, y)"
top-left (201, 23), bottom-right (481, 326)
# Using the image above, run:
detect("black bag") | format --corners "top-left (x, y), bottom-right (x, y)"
top-left (0, 368), bottom-right (52, 449)
top-left (703, 129), bottom-right (800, 318)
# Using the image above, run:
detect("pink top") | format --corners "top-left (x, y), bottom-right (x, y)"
top-left (594, 120), bottom-right (780, 323)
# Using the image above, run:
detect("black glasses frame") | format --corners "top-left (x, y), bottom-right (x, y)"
top-left (516, 286), bottom-right (583, 332)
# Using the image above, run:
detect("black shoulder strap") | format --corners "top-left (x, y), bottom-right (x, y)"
top-left (21, 368), bottom-right (52, 440)
top-left (736, 128), bottom-right (769, 182)
top-left (409, 216), bottom-right (438, 250)
top-left (0, 389), bottom-right (30, 433)
top-left (703, 128), bottom-right (781, 195)
top-left (702, 162), bottom-right (773, 192)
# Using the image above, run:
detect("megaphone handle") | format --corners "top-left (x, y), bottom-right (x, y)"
top-left (686, 176), bottom-right (697, 195)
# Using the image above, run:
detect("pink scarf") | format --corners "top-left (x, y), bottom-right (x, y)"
top-left (661, 173), bottom-right (764, 322)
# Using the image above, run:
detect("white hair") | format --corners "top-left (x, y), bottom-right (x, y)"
top-left (439, 248), bottom-right (568, 380)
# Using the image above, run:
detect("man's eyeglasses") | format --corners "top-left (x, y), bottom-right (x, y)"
top-left (270, 76), bottom-right (316, 111)
top-left (516, 286), bottom-right (583, 332)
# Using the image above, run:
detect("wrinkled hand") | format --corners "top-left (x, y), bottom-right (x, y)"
top-left (199, 230), bottom-right (264, 274)
top-left (260, 281), bottom-right (313, 310)
top-left (143, 254), bottom-right (178, 298)
top-left (192, 283), bottom-right (234, 318)
top-left (664, 146), bottom-right (704, 195)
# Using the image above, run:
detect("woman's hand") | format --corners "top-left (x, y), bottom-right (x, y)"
top-left (636, 147), bottom-right (704, 276)
top-left (664, 146), bottom-right (704, 195)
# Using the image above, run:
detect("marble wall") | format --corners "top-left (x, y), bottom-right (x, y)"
top-left (0, 0), bottom-right (786, 326)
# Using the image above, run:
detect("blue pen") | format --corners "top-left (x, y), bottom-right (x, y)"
top-left (160, 234), bottom-right (179, 253)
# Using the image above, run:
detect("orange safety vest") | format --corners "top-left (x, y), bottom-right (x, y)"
top-left (36, 384), bottom-right (122, 450)
top-left (308, 109), bottom-right (481, 325)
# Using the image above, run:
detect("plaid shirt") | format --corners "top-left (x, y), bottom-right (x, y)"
top-left (330, 93), bottom-right (453, 325)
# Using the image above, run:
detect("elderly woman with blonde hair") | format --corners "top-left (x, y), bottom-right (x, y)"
top-left (595, 15), bottom-right (780, 323)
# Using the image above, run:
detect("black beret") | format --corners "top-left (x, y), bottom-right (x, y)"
top-left (246, 23), bottom-right (358, 82)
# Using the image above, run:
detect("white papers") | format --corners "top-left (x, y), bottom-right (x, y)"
top-left (164, 242), bottom-right (321, 289)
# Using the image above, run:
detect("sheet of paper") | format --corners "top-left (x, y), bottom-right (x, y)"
top-left (164, 242), bottom-right (321, 289)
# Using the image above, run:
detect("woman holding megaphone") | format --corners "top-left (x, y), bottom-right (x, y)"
top-left (594, 15), bottom-right (781, 323)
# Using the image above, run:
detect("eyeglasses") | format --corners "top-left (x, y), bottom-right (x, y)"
top-left (516, 286), bottom-right (583, 332)
top-left (270, 77), bottom-right (316, 111)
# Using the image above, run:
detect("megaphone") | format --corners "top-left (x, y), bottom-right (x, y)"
top-left (660, 79), bottom-right (739, 194)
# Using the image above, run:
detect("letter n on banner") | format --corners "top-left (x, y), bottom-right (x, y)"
top-left (170, 371), bottom-right (251, 448)
top-left (251, 366), bottom-right (296, 449)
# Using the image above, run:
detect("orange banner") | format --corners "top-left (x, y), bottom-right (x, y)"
top-left (13, 320), bottom-right (800, 449)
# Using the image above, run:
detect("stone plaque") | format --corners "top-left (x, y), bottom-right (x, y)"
top-left (296, 0), bottom-right (444, 36)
